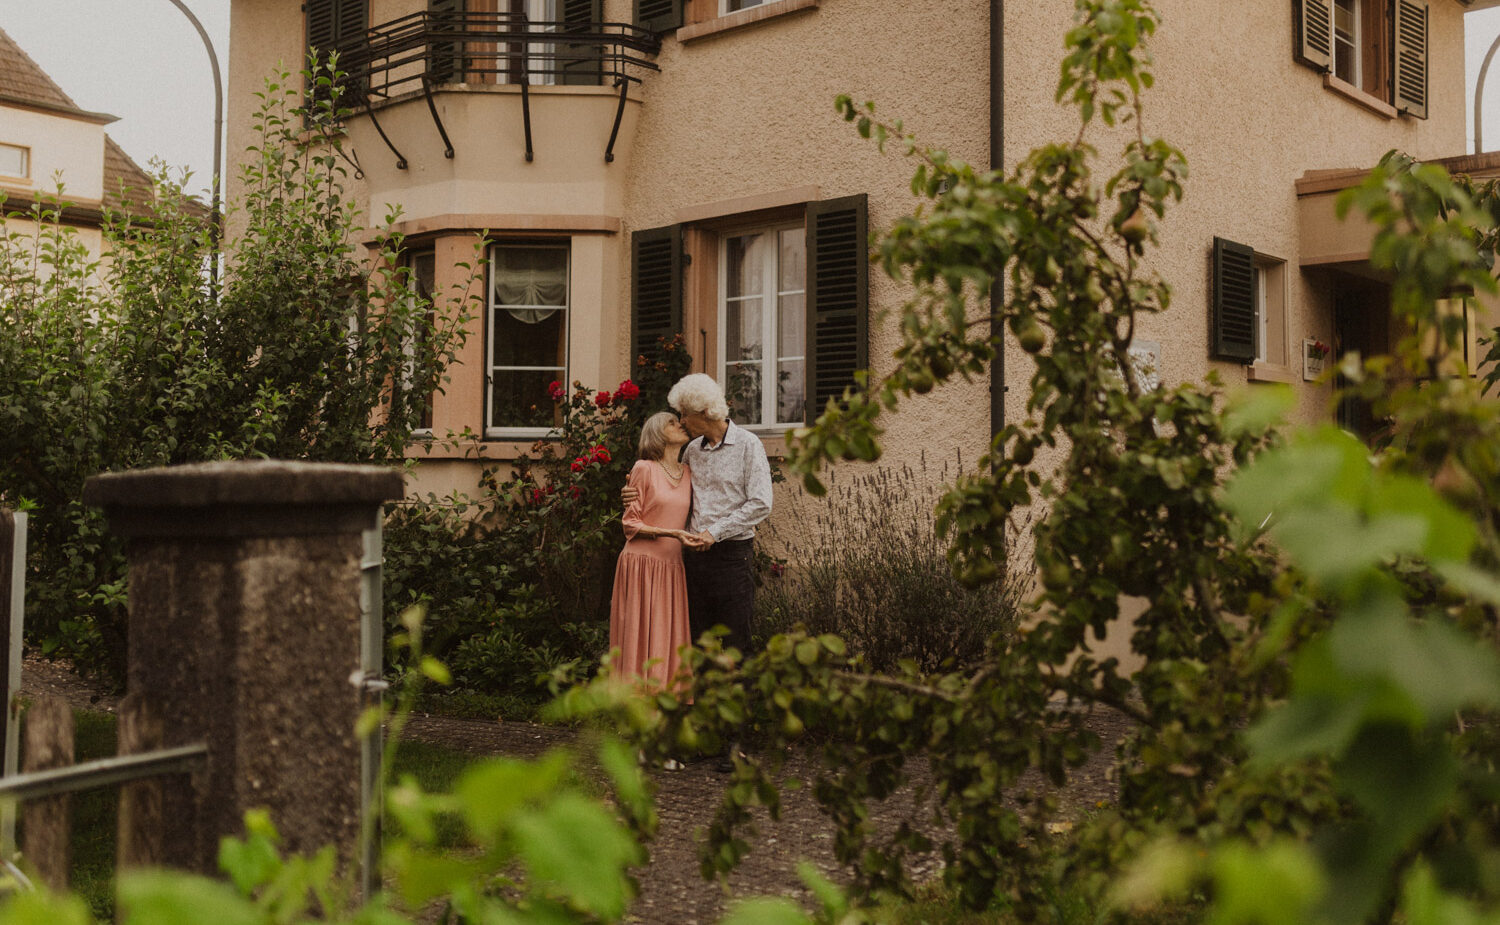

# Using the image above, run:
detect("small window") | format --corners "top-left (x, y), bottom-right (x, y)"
top-left (0, 144), bottom-right (29, 180)
top-left (1254, 258), bottom-right (1289, 369)
top-left (720, 223), bottom-right (806, 427)
top-left (723, 0), bottom-right (772, 11)
top-left (487, 242), bottom-right (570, 435)
top-left (1295, 0), bottom-right (1426, 118)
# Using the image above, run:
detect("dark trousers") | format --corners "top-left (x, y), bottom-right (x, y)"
top-left (683, 539), bottom-right (755, 652)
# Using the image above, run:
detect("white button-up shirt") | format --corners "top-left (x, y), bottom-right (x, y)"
top-left (683, 420), bottom-right (773, 542)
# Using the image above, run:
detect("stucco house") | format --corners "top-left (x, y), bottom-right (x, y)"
top-left (0, 26), bottom-right (160, 258)
top-left (223, 0), bottom-right (1500, 501)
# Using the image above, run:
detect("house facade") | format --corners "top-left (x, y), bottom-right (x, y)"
top-left (223, 0), bottom-right (1497, 501)
top-left (0, 26), bottom-right (157, 260)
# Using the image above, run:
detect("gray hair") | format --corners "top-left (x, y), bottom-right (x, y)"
top-left (667, 373), bottom-right (729, 421)
top-left (638, 411), bottom-right (679, 461)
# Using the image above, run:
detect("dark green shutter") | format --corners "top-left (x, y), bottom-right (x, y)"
top-left (1394, 0), bottom-right (1429, 119)
top-left (634, 0), bottom-right (684, 34)
top-left (805, 195), bottom-right (869, 421)
top-left (560, 0), bottom-right (603, 86)
top-left (306, 0), bottom-right (338, 61)
top-left (1293, 0), bottom-right (1333, 72)
top-left (1212, 237), bottom-right (1257, 363)
top-left (306, 0), bottom-right (368, 103)
top-left (631, 224), bottom-right (683, 371)
top-left (427, 0), bottom-right (462, 85)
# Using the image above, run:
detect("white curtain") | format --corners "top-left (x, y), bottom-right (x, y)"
top-left (493, 251), bottom-right (566, 324)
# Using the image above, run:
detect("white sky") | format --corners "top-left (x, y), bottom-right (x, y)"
top-left (5, 4), bottom-right (1500, 199)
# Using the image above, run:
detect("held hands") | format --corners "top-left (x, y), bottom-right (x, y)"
top-left (680, 531), bottom-right (715, 550)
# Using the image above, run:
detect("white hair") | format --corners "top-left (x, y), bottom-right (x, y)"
top-left (667, 373), bottom-right (729, 421)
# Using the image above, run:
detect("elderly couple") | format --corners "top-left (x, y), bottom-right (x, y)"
top-left (608, 373), bottom-right (773, 690)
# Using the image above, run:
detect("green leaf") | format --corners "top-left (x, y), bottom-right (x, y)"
top-left (511, 793), bottom-right (644, 918)
top-left (118, 871), bottom-right (264, 925)
top-left (719, 897), bottom-right (816, 925)
top-left (217, 831), bottom-right (281, 895)
top-left (1207, 839), bottom-right (1325, 925)
top-left (456, 752), bottom-right (569, 841)
top-left (419, 655), bottom-right (452, 685)
top-left (0, 891), bottom-right (95, 925)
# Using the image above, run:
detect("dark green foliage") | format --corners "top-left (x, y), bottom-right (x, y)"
top-left (754, 457), bottom-right (1029, 673)
top-left (0, 61), bottom-right (472, 683)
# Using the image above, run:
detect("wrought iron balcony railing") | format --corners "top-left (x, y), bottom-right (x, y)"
top-left (332, 10), bottom-right (663, 167)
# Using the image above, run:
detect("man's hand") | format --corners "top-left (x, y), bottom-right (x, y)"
top-left (682, 531), bottom-right (715, 550)
top-left (621, 485), bottom-right (640, 506)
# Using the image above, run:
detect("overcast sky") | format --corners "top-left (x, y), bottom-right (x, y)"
top-left (6, 3), bottom-right (1500, 200)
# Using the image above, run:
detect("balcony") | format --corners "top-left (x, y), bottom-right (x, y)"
top-left (327, 11), bottom-right (663, 232)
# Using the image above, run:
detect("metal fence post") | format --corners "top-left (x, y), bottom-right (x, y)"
top-left (0, 510), bottom-right (26, 854)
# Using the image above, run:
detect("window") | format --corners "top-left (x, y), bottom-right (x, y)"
top-left (723, 0), bottom-right (772, 11)
top-left (487, 242), bottom-right (569, 434)
top-left (1294, 0), bottom-right (1427, 118)
top-left (720, 224), bottom-right (806, 427)
top-left (0, 144), bottom-right (28, 180)
top-left (404, 248), bottom-right (437, 433)
top-left (631, 194), bottom-right (867, 429)
top-left (1331, 0), bottom-right (1360, 86)
top-left (1254, 258), bottom-right (1289, 369)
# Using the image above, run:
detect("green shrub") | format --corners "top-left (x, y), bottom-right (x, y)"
top-left (755, 457), bottom-right (1030, 673)
top-left (0, 62), bottom-right (473, 683)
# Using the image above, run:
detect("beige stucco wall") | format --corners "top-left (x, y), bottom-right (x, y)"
top-left (224, 0), bottom-right (1479, 521)
top-left (0, 105), bottom-right (109, 203)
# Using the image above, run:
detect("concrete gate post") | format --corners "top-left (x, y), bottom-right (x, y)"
top-left (83, 460), bottom-right (402, 872)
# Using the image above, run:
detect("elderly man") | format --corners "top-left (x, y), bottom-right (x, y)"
top-left (624, 373), bottom-right (773, 651)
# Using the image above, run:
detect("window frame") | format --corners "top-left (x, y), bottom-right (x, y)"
top-left (715, 220), bottom-right (808, 430)
top-left (0, 144), bottom-right (29, 182)
top-left (1248, 254), bottom-right (1295, 383)
top-left (484, 239), bottom-right (572, 440)
top-left (403, 247), bottom-right (438, 435)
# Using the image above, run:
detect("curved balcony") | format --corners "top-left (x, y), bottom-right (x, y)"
top-left (338, 10), bottom-right (662, 168)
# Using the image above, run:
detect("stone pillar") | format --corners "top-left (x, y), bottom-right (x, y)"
top-left (83, 460), bottom-right (402, 873)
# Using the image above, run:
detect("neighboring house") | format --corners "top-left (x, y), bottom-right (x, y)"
top-left (0, 26), bottom-right (159, 259)
top-left (223, 0), bottom-right (1499, 500)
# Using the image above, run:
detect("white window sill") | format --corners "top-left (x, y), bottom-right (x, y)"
top-left (1246, 362), bottom-right (1297, 384)
top-left (679, 0), bottom-right (819, 43)
top-left (1322, 74), bottom-right (1398, 120)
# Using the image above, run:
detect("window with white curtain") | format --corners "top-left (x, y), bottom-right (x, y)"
top-left (487, 242), bottom-right (569, 433)
top-left (719, 223), bottom-right (806, 428)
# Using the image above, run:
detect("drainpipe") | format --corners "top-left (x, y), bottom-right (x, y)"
top-left (989, 0), bottom-right (1006, 439)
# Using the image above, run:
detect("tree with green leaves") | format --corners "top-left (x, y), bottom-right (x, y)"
top-left (0, 62), bottom-right (474, 680)
top-left (565, 2), bottom-right (1496, 920)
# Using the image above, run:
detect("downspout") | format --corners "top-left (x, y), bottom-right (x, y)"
top-left (989, 0), bottom-right (1006, 439)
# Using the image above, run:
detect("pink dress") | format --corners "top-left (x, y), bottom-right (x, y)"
top-left (609, 458), bottom-right (692, 688)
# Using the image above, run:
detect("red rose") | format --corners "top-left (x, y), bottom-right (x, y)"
top-left (592, 445), bottom-right (611, 463)
top-left (594, 390), bottom-right (612, 408)
top-left (570, 459), bottom-right (585, 472)
top-left (547, 380), bottom-right (566, 401)
top-left (615, 379), bottom-right (640, 402)
top-left (570, 485), bottom-right (583, 499)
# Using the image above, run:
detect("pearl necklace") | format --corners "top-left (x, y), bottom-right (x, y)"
top-left (658, 460), bottom-right (684, 484)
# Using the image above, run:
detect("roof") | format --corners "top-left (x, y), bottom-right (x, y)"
top-left (0, 26), bottom-right (114, 122)
top-left (103, 135), bottom-right (156, 213)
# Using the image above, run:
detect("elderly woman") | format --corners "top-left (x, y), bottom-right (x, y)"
top-left (610, 411), bottom-right (695, 688)
top-left (664, 373), bottom-right (774, 651)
